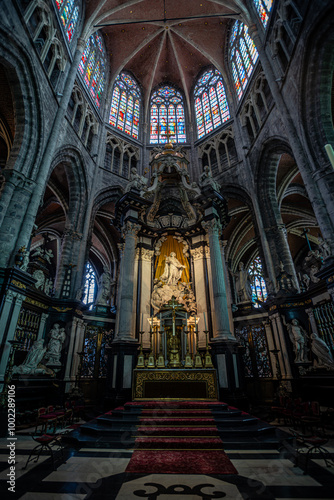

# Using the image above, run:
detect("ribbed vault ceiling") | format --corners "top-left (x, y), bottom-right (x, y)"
top-left (82, 1), bottom-right (249, 112)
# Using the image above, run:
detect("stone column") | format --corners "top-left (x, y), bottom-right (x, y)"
top-left (54, 227), bottom-right (83, 298)
top-left (116, 221), bottom-right (141, 340)
top-left (140, 247), bottom-right (154, 349)
top-left (191, 245), bottom-right (207, 344)
top-left (37, 313), bottom-right (48, 340)
top-left (271, 312), bottom-right (293, 378)
top-left (264, 223), bottom-right (300, 291)
top-left (68, 318), bottom-right (86, 390)
top-left (305, 308), bottom-right (319, 335)
top-left (0, 292), bottom-right (25, 381)
top-left (202, 218), bottom-right (234, 340)
top-left (263, 320), bottom-right (279, 379)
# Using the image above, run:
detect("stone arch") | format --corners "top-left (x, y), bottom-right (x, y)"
top-left (49, 146), bottom-right (88, 233)
top-left (0, 29), bottom-right (42, 179)
top-left (299, 5), bottom-right (334, 167)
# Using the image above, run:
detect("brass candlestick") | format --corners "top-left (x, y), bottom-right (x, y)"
top-left (136, 331), bottom-right (145, 368)
top-left (203, 330), bottom-right (214, 368)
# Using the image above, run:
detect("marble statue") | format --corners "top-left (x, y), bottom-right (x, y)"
top-left (317, 235), bottom-right (331, 260)
top-left (160, 252), bottom-right (185, 285)
top-left (125, 167), bottom-right (148, 194)
top-left (44, 248), bottom-right (54, 264)
top-left (44, 324), bottom-right (66, 366)
top-left (310, 332), bottom-right (334, 368)
top-left (12, 339), bottom-right (47, 375)
top-left (95, 265), bottom-right (112, 305)
top-left (21, 248), bottom-right (30, 272)
top-left (33, 269), bottom-right (45, 290)
top-left (199, 165), bottom-right (221, 191)
top-left (285, 319), bottom-right (308, 363)
top-left (234, 262), bottom-right (252, 303)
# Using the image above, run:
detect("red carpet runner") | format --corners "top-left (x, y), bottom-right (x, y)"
top-left (125, 401), bottom-right (238, 475)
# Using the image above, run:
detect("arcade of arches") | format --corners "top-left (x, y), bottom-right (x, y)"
top-left (0, 0), bottom-right (334, 496)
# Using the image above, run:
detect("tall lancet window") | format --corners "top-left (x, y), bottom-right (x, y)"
top-left (194, 69), bottom-right (230, 139)
top-left (230, 21), bottom-right (259, 100)
top-left (253, 0), bottom-right (273, 29)
top-left (54, 0), bottom-right (79, 42)
top-left (150, 86), bottom-right (186, 144)
top-left (109, 73), bottom-right (141, 140)
top-left (83, 262), bottom-right (97, 308)
top-left (248, 256), bottom-right (268, 307)
top-left (78, 32), bottom-right (106, 108)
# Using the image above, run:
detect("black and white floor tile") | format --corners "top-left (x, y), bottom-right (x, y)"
top-left (0, 433), bottom-right (333, 500)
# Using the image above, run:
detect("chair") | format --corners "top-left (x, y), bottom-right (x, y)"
top-left (35, 407), bottom-right (58, 434)
top-left (289, 429), bottom-right (334, 473)
top-left (22, 433), bottom-right (65, 471)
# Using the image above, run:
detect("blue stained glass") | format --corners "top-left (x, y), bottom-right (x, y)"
top-left (54, 0), bottom-right (79, 43)
top-left (193, 69), bottom-right (230, 139)
top-left (109, 72), bottom-right (141, 139)
top-left (150, 86), bottom-right (186, 144)
top-left (230, 21), bottom-right (259, 99)
top-left (253, 0), bottom-right (273, 28)
top-left (248, 256), bottom-right (268, 307)
top-left (77, 31), bottom-right (106, 108)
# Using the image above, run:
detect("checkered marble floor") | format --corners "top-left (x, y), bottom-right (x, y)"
top-left (0, 432), bottom-right (333, 499)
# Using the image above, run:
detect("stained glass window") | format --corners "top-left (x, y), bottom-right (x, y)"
top-left (253, 0), bottom-right (273, 28)
top-left (150, 86), bottom-right (186, 144)
top-left (54, 0), bottom-right (79, 43)
top-left (83, 262), bottom-right (96, 307)
top-left (78, 32), bottom-right (106, 108)
top-left (109, 73), bottom-right (141, 140)
top-left (248, 256), bottom-right (268, 306)
top-left (230, 21), bottom-right (259, 99)
top-left (193, 69), bottom-right (230, 139)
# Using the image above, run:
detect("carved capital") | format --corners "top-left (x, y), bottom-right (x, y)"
top-left (191, 247), bottom-right (204, 260)
top-left (201, 218), bottom-right (222, 236)
top-left (122, 221), bottom-right (141, 238)
top-left (141, 248), bottom-right (154, 262)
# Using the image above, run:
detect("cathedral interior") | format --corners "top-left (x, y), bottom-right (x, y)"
top-left (1, 1), bottom-right (334, 499)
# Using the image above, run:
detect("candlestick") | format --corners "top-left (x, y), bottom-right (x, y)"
top-left (203, 312), bottom-right (207, 331)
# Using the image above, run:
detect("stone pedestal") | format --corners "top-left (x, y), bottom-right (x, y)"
top-left (209, 339), bottom-right (248, 408)
top-left (106, 340), bottom-right (140, 406)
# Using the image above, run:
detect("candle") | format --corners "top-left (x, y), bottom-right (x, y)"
top-left (325, 144), bottom-right (334, 169)
top-left (204, 312), bottom-right (207, 331)
top-left (141, 313), bottom-right (143, 331)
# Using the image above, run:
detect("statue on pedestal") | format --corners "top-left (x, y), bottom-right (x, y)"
top-left (95, 266), bottom-right (112, 305)
top-left (310, 332), bottom-right (334, 368)
top-left (13, 339), bottom-right (47, 375)
top-left (285, 319), bottom-right (308, 363)
top-left (44, 324), bottom-right (66, 366)
top-left (160, 252), bottom-right (185, 285)
top-left (234, 262), bottom-right (252, 303)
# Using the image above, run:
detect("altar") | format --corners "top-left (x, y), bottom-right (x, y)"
top-left (133, 369), bottom-right (218, 400)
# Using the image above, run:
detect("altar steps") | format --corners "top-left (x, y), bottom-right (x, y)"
top-left (64, 400), bottom-right (284, 450)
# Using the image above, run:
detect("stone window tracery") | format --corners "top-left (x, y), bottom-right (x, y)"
top-left (67, 85), bottom-right (98, 151)
top-left (230, 21), bottom-right (259, 100)
top-left (78, 32), bottom-right (106, 109)
top-left (24, 1), bottom-right (67, 89)
top-left (193, 68), bottom-right (230, 140)
top-left (240, 72), bottom-right (273, 142)
top-left (199, 126), bottom-right (238, 174)
top-left (109, 73), bottom-right (141, 140)
top-left (150, 86), bottom-right (186, 144)
top-left (105, 133), bottom-right (139, 179)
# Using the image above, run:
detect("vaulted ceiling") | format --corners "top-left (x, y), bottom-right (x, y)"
top-left (82, 1), bottom-right (248, 109)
